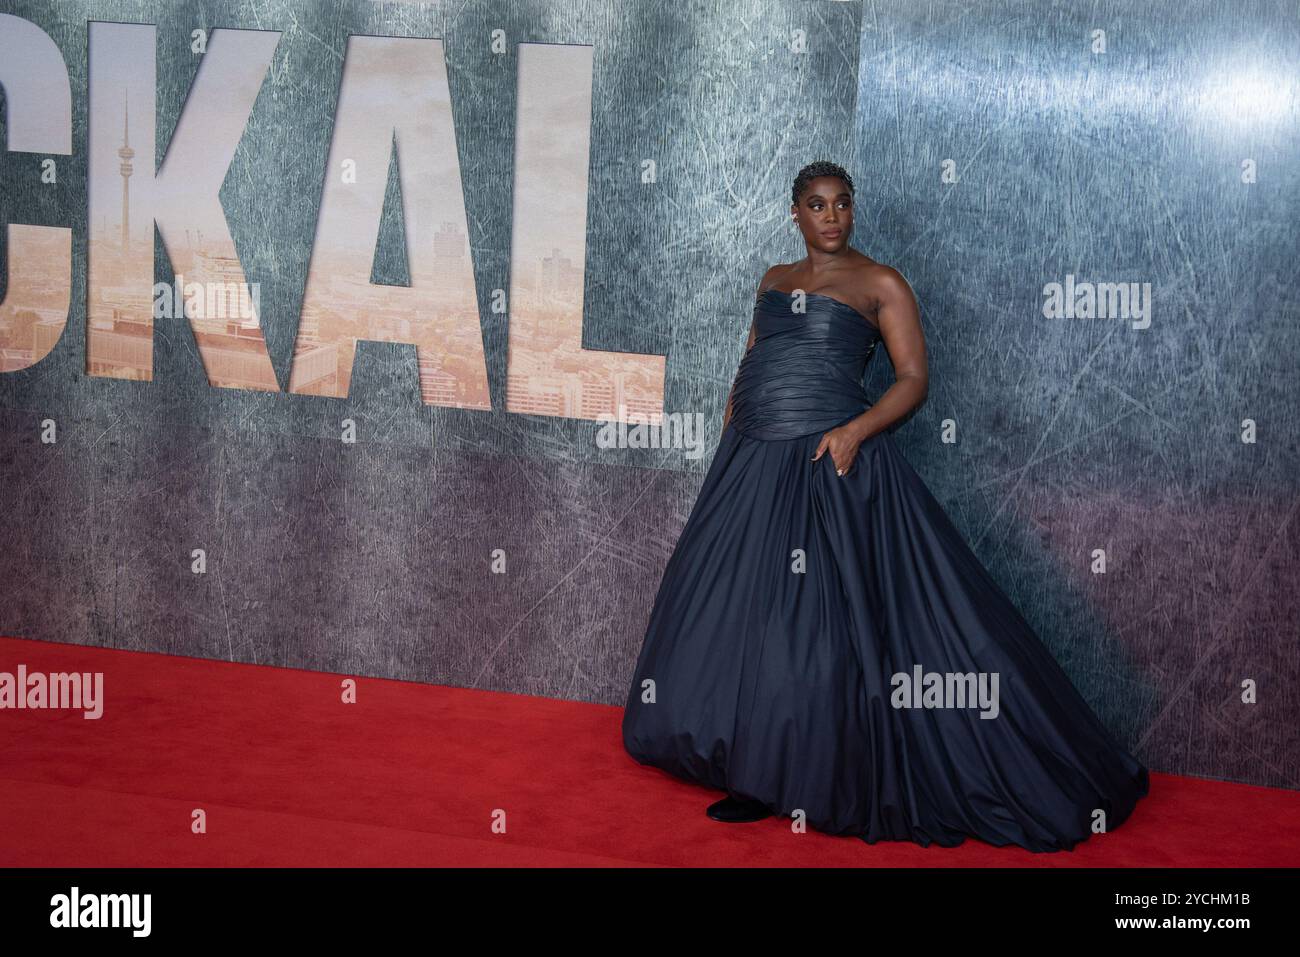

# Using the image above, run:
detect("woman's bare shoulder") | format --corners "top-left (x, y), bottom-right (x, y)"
top-left (854, 259), bottom-right (914, 306)
top-left (756, 262), bottom-right (800, 295)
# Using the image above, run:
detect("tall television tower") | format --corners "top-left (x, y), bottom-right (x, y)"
top-left (118, 90), bottom-right (134, 255)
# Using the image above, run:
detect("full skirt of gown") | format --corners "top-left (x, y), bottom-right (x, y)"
top-left (620, 290), bottom-right (1150, 852)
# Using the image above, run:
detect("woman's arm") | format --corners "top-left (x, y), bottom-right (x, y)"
top-left (841, 267), bottom-right (928, 442)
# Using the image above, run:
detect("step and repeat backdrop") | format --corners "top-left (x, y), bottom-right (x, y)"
top-left (0, 0), bottom-right (1295, 786)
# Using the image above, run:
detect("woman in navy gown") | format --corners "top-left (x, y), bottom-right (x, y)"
top-left (621, 161), bottom-right (1149, 852)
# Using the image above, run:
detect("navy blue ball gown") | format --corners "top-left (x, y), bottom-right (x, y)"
top-left (621, 287), bottom-right (1149, 852)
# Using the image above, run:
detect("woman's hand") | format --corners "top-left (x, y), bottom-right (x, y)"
top-left (812, 423), bottom-right (866, 476)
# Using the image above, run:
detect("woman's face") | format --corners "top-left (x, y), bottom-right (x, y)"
top-left (792, 175), bottom-right (853, 252)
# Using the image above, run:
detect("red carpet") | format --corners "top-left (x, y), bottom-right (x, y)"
top-left (0, 635), bottom-right (1295, 867)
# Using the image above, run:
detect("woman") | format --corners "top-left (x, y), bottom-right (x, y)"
top-left (621, 161), bottom-right (1149, 851)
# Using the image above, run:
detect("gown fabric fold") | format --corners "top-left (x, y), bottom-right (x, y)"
top-left (621, 288), bottom-right (1149, 851)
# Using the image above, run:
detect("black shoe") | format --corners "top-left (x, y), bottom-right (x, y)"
top-left (706, 793), bottom-right (773, 823)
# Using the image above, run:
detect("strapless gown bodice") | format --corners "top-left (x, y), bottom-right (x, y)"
top-left (729, 289), bottom-right (883, 440)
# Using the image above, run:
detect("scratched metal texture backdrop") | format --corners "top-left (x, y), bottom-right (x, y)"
top-left (0, 5), bottom-right (861, 699)
top-left (850, 0), bottom-right (1299, 787)
top-left (1, 0), bottom-right (1297, 788)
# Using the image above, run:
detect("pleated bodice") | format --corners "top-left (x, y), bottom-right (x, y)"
top-left (729, 289), bottom-right (882, 440)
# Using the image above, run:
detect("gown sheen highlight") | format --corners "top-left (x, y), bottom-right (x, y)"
top-left (621, 288), bottom-right (1149, 851)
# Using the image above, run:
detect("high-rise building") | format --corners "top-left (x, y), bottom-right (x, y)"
top-left (117, 90), bottom-right (134, 256)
